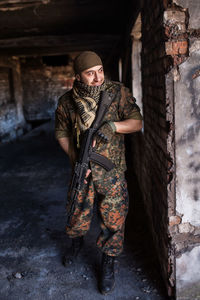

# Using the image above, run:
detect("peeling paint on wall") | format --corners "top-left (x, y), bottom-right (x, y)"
top-left (176, 246), bottom-right (200, 298)
top-left (175, 50), bottom-right (200, 225)
top-left (173, 0), bottom-right (200, 29)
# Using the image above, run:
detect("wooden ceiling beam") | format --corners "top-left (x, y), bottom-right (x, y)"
top-left (0, 34), bottom-right (120, 56)
top-left (0, 0), bottom-right (50, 10)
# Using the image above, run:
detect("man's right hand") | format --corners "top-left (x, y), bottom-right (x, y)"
top-left (84, 169), bottom-right (91, 184)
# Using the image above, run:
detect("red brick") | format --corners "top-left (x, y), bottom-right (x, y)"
top-left (165, 40), bottom-right (188, 56)
top-left (169, 216), bottom-right (182, 226)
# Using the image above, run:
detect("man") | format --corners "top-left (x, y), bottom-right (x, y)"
top-left (55, 51), bottom-right (142, 295)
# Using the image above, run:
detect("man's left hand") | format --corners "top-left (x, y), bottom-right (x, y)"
top-left (96, 121), bottom-right (116, 143)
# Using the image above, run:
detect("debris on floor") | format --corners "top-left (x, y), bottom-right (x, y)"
top-left (0, 121), bottom-right (169, 300)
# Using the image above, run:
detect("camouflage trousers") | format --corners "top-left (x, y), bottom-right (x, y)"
top-left (66, 172), bottom-right (129, 256)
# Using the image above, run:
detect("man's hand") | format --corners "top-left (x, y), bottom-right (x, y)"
top-left (84, 169), bottom-right (91, 184)
top-left (96, 121), bottom-right (116, 143)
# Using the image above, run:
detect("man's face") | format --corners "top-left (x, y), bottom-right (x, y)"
top-left (76, 65), bottom-right (104, 86)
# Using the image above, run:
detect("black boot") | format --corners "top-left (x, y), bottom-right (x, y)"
top-left (100, 253), bottom-right (115, 295)
top-left (62, 236), bottom-right (83, 267)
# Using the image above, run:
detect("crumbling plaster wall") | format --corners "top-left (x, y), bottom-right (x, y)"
top-left (166, 0), bottom-right (200, 299)
top-left (0, 56), bottom-right (26, 142)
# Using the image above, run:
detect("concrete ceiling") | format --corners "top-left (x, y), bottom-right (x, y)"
top-left (0, 0), bottom-right (140, 57)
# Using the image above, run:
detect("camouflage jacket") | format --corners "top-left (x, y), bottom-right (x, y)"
top-left (55, 81), bottom-right (142, 181)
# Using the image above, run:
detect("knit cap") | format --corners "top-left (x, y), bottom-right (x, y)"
top-left (74, 51), bottom-right (102, 74)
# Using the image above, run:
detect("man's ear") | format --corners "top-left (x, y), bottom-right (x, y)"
top-left (76, 74), bottom-right (80, 81)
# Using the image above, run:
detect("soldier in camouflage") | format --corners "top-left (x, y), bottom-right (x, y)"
top-left (55, 51), bottom-right (142, 295)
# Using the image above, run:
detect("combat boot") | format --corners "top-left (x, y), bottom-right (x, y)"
top-left (62, 236), bottom-right (84, 267)
top-left (100, 253), bottom-right (115, 295)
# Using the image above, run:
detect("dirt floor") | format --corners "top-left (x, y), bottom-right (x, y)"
top-left (0, 121), bottom-right (169, 300)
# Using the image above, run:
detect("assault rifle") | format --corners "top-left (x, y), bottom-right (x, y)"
top-left (67, 91), bottom-right (115, 224)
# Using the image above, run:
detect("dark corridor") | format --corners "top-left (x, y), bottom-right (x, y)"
top-left (0, 121), bottom-right (168, 300)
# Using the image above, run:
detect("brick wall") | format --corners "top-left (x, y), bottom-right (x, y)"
top-left (0, 67), bottom-right (13, 106)
top-left (0, 57), bottom-right (26, 142)
top-left (21, 57), bottom-right (74, 121)
top-left (0, 55), bottom-right (74, 142)
top-left (128, 0), bottom-right (175, 296)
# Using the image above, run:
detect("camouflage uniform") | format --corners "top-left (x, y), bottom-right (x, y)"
top-left (55, 81), bottom-right (142, 256)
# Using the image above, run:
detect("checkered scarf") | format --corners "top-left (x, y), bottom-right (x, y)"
top-left (72, 79), bottom-right (114, 147)
top-left (72, 79), bottom-right (107, 131)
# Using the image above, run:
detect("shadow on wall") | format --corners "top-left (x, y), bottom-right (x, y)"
top-left (125, 164), bottom-right (168, 299)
